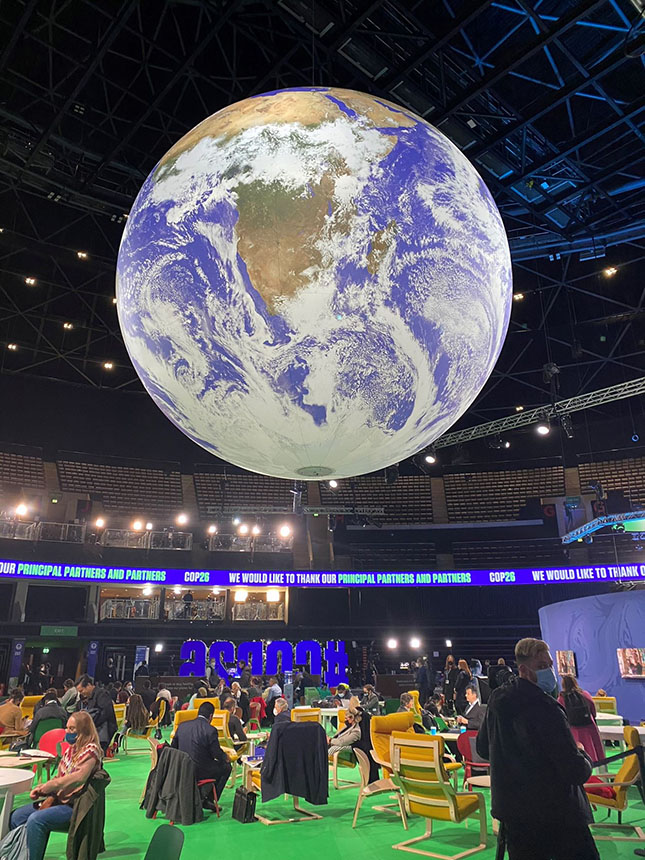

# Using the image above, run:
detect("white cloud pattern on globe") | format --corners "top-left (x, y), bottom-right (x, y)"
top-left (116, 87), bottom-right (512, 480)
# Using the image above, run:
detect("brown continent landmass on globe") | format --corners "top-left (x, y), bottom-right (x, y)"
top-left (155, 88), bottom-right (419, 314)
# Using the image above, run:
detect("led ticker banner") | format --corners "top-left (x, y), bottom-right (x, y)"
top-left (1, 557), bottom-right (645, 587)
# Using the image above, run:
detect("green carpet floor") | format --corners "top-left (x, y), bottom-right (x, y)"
top-left (12, 732), bottom-right (643, 860)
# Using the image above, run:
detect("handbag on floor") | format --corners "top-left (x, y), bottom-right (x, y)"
top-left (232, 786), bottom-right (257, 823)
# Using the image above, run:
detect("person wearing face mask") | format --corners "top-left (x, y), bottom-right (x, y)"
top-left (477, 638), bottom-right (598, 860)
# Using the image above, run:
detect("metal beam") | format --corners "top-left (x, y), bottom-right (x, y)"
top-left (434, 376), bottom-right (645, 448)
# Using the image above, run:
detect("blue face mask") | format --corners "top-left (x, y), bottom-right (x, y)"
top-left (535, 667), bottom-right (557, 693)
top-left (65, 732), bottom-right (77, 745)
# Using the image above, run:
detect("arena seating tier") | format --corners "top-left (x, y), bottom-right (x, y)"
top-left (193, 469), bottom-right (301, 516)
top-left (578, 456), bottom-right (645, 508)
top-left (0, 447), bottom-right (45, 488)
top-left (56, 452), bottom-right (183, 517)
top-left (348, 541), bottom-right (437, 570)
top-left (452, 538), bottom-right (567, 568)
top-left (444, 466), bottom-right (565, 522)
top-left (319, 475), bottom-right (433, 524)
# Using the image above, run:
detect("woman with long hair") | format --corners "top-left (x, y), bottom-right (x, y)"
top-left (442, 655), bottom-right (459, 715)
top-left (454, 659), bottom-right (472, 715)
top-left (9, 711), bottom-right (101, 860)
top-left (558, 674), bottom-right (603, 760)
top-left (124, 693), bottom-right (150, 734)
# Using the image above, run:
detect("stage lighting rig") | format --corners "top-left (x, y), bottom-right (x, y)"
top-left (560, 413), bottom-right (574, 439)
top-left (384, 463), bottom-right (399, 485)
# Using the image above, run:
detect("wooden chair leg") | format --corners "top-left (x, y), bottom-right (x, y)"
top-left (352, 793), bottom-right (365, 828)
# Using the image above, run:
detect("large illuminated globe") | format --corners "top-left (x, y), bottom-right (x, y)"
top-left (117, 87), bottom-right (512, 479)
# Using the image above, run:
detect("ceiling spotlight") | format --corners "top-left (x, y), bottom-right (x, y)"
top-left (232, 517), bottom-right (241, 526)
top-left (24, 277), bottom-right (36, 286)
top-left (386, 638), bottom-right (398, 649)
top-left (7, 343), bottom-right (18, 351)
top-left (145, 521), bottom-right (153, 531)
top-left (515, 405), bottom-right (524, 412)
top-left (212, 587), bottom-right (221, 595)
top-left (76, 251), bottom-right (88, 260)
top-left (266, 589), bottom-right (280, 602)
top-left (95, 517), bottom-right (105, 529)
top-left (132, 519), bottom-right (143, 531)
top-left (102, 361), bottom-right (113, 370)
top-left (536, 420), bottom-right (551, 436)
top-left (154, 642), bottom-right (164, 653)
top-left (445, 639), bottom-right (452, 648)
top-left (142, 585), bottom-right (153, 596)
top-left (488, 436), bottom-right (510, 450)
top-left (279, 524), bottom-right (292, 538)
top-left (513, 292), bottom-right (524, 301)
top-left (423, 446), bottom-right (437, 464)
top-left (328, 479), bottom-right (338, 489)
top-left (234, 589), bottom-right (249, 602)
top-left (63, 322), bottom-right (73, 330)
top-left (560, 413), bottom-right (574, 439)
top-left (112, 297), bottom-right (117, 305)
top-left (410, 636), bottom-right (421, 649)
top-left (238, 523), bottom-right (249, 536)
top-left (176, 513), bottom-right (188, 526)
top-left (251, 525), bottom-right (261, 536)
top-left (15, 503), bottom-right (28, 517)
top-left (603, 266), bottom-right (617, 278)
top-left (207, 524), bottom-right (217, 535)
top-left (173, 585), bottom-right (182, 595)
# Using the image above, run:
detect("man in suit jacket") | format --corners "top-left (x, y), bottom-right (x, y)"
top-left (457, 685), bottom-right (486, 731)
top-left (171, 702), bottom-right (231, 809)
top-left (222, 697), bottom-right (247, 747)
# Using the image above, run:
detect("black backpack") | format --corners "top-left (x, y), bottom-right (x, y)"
top-left (564, 690), bottom-right (592, 727)
top-left (232, 786), bottom-right (257, 823)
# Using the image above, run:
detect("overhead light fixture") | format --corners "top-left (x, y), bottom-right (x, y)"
top-left (386, 638), bottom-right (398, 649)
top-left (232, 517), bottom-right (241, 526)
top-left (112, 297), bottom-right (117, 304)
top-left (266, 589), bottom-right (280, 602)
top-left (515, 405), bottom-right (524, 412)
top-left (42, 647), bottom-right (50, 654)
top-left (7, 343), bottom-right (18, 351)
top-left (207, 524), bottom-right (217, 535)
top-left (95, 517), bottom-right (105, 529)
top-left (560, 413), bottom-right (574, 439)
top-left (603, 266), bottom-right (617, 278)
top-left (410, 636), bottom-right (421, 649)
top-left (15, 503), bottom-right (28, 517)
top-left (536, 419), bottom-right (551, 436)
top-left (279, 524), bottom-right (292, 538)
top-left (63, 322), bottom-right (73, 330)
top-left (76, 251), bottom-right (88, 260)
top-left (238, 523), bottom-right (249, 536)
top-left (513, 292), bottom-right (524, 301)
top-left (176, 513), bottom-right (188, 526)
top-left (142, 585), bottom-right (153, 596)
top-left (173, 585), bottom-right (182, 595)
top-left (234, 589), bottom-right (249, 602)
top-left (445, 639), bottom-right (452, 648)
top-left (251, 525), bottom-right (261, 536)
top-left (102, 361), bottom-right (113, 370)
top-left (145, 521), bottom-right (153, 531)
top-left (211, 587), bottom-right (221, 595)
top-left (328, 479), bottom-right (338, 489)
top-left (154, 643), bottom-right (164, 653)
top-left (24, 277), bottom-right (36, 286)
top-left (132, 519), bottom-right (143, 531)
top-left (423, 446), bottom-right (437, 464)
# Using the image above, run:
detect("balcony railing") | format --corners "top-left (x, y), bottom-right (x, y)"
top-left (100, 597), bottom-right (160, 621)
top-left (0, 519), bottom-right (85, 543)
top-left (166, 599), bottom-right (226, 621)
top-left (231, 601), bottom-right (286, 621)
top-left (208, 533), bottom-right (293, 553)
top-left (100, 529), bottom-right (193, 550)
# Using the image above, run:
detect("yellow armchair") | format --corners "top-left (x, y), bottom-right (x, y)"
top-left (370, 712), bottom-right (416, 776)
top-left (169, 707), bottom-right (197, 741)
top-left (20, 695), bottom-right (41, 721)
top-left (585, 725), bottom-right (644, 843)
top-left (193, 696), bottom-right (220, 711)
top-left (390, 733), bottom-right (487, 859)
top-left (291, 708), bottom-right (321, 723)
top-left (592, 695), bottom-right (617, 714)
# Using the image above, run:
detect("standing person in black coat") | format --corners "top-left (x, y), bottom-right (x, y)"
top-left (477, 638), bottom-right (599, 860)
top-left (414, 658), bottom-right (431, 710)
top-left (171, 702), bottom-right (231, 808)
top-left (76, 674), bottom-right (117, 754)
top-left (488, 657), bottom-right (507, 691)
top-left (442, 655), bottom-right (459, 716)
top-left (453, 659), bottom-right (472, 715)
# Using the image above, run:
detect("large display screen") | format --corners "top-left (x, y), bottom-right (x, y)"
top-left (0, 557), bottom-right (644, 588)
top-left (616, 647), bottom-right (645, 678)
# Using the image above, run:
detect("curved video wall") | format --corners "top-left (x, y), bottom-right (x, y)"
top-left (539, 590), bottom-right (645, 724)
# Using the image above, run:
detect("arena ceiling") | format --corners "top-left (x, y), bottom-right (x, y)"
top-left (1, 0), bottom-right (644, 448)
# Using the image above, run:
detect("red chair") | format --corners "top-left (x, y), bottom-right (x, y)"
top-left (456, 730), bottom-right (490, 790)
top-left (35, 729), bottom-right (70, 780)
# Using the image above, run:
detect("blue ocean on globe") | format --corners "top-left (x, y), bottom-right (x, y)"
top-left (116, 87), bottom-right (512, 480)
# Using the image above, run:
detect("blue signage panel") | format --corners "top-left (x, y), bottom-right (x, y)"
top-left (179, 639), bottom-right (348, 685)
top-left (0, 557), bottom-right (643, 588)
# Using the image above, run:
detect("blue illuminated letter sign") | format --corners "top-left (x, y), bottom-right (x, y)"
top-left (179, 639), bottom-right (348, 685)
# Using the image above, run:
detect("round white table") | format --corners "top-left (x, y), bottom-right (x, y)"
top-left (0, 770), bottom-right (34, 839)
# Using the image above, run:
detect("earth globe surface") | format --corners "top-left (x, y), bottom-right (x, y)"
top-left (116, 87), bottom-right (512, 480)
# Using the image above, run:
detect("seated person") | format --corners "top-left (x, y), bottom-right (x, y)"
top-left (230, 681), bottom-right (250, 723)
top-left (222, 698), bottom-right (247, 748)
top-left (360, 684), bottom-right (380, 715)
top-left (9, 711), bottom-right (101, 860)
top-left (0, 688), bottom-right (28, 739)
top-left (140, 679), bottom-right (156, 712)
top-left (336, 684), bottom-right (351, 707)
top-left (171, 702), bottom-right (231, 808)
top-left (456, 684), bottom-right (485, 731)
top-left (60, 679), bottom-right (80, 715)
top-left (33, 688), bottom-right (59, 715)
top-left (328, 707), bottom-right (361, 760)
top-left (397, 692), bottom-right (415, 713)
top-left (272, 697), bottom-right (291, 724)
top-left (116, 693), bottom-right (150, 749)
top-left (188, 686), bottom-right (208, 709)
top-left (28, 690), bottom-right (67, 742)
